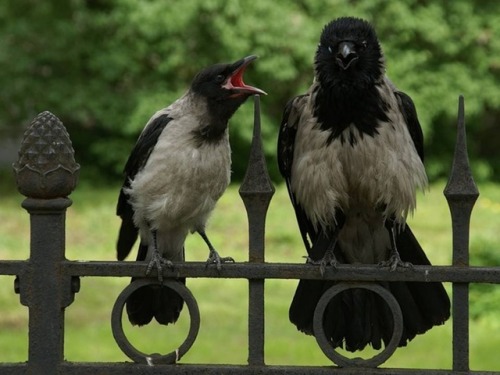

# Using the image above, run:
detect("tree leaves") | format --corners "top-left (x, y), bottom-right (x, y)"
top-left (1, 0), bottom-right (499, 181)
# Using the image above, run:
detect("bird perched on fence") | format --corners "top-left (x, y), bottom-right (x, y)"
top-left (278, 17), bottom-right (450, 351)
top-left (116, 55), bottom-right (265, 326)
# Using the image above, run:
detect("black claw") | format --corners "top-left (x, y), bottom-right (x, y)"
top-left (381, 219), bottom-right (414, 271)
top-left (306, 252), bottom-right (339, 276)
top-left (379, 252), bottom-right (413, 271)
top-left (198, 229), bottom-right (234, 271)
top-left (146, 250), bottom-right (173, 282)
top-left (205, 250), bottom-right (234, 271)
top-left (304, 227), bottom-right (341, 277)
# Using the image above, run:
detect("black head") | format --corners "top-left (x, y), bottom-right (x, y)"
top-left (191, 55), bottom-right (266, 124)
top-left (315, 17), bottom-right (384, 88)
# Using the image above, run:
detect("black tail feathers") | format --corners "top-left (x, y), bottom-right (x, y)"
top-left (289, 225), bottom-right (450, 352)
top-left (124, 243), bottom-right (185, 326)
top-left (126, 278), bottom-right (186, 326)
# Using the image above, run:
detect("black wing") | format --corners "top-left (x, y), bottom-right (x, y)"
top-left (394, 90), bottom-right (424, 163)
top-left (116, 113), bottom-right (172, 260)
top-left (277, 94), bottom-right (318, 254)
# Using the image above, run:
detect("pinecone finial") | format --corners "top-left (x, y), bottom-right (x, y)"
top-left (13, 111), bottom-right (80, 199)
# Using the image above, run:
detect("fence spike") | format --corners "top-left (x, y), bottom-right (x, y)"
top-left (239, 95), bottom-right (275, 263)
top-left (443, 95), bottom-right (479, 372)
top-left (443, 95), bottom-right (479, 204)
top-left (239, 95), bottom-right (274, 366)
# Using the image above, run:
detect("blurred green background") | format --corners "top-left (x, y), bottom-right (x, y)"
top-left (1, 0), bottom-right (500, 181)
top-left (1, 0), bottom-right (500, 370)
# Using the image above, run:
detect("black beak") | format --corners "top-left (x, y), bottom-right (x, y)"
top-left (223, 55), bottom-right (267, 95)
top-left (228, 55), bottom-right (258, 73)
top-left (336, 42), bottom-right (358, 70)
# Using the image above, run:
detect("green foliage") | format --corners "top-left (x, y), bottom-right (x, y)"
top-left (1, 0), bottom-right (499, 181)
top-left (470, 236), bottom-right (500, 320)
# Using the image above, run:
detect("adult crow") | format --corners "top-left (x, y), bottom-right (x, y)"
top-left (117, 55), bottom-right (265, 326)
top-left (278, 17), bottom-right (450, 351)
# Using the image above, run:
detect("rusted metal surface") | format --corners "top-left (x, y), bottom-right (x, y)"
top-left (239, 96), bottom-right (275, 366)
top-left (111, 279), bottom-right (200, 365)
top-left (57, 364), bottom-right (500, 375)
top-left (313, 283), bottom-right (403, 368)
top-left (444, 96), bottom-right (480, 372)
top-left (2, 363), bottom-right (500, 375)
top-left (57, 261), bottom-right (500, 282)
top-left (1, 97), bottom-right (499, 374)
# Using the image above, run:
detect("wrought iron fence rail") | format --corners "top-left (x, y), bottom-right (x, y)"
top-left (65, 261), bottom-right (500, 283)
top-left (2, 260), bottom-right (499, 283)
top-left (0, 261), bottom-right (25, 276)
top-left (1, 363), bottom-right (499, 375)
top-left (0, 261), bottom-right (500, 284)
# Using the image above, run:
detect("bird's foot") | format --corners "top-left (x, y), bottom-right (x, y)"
top-left (379, 252), bottom-right (413, 272)
top-left (306, 251), bottom-right (339, 277)
top-left (205, 249), bottom-right (234, 272)
top-left (146, 250), bottom-right (174, 282)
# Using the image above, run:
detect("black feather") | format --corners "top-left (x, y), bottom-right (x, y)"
top-left (115, 114), bottom-right (172, 260)
top-left (116, 215), bottom-right (137, 261)
top-left (314, 83), bottom-right (389, 144)
top-left (395, 90), bottom-right (424, 162)
top-left (125, 243), bottom-right (186, 326)
top-left (277, 94), bottom-right (318, 253)
top-left (289, 226), bottom-right (450, 350)
top-left (122, 114), bottom-right (172, 184)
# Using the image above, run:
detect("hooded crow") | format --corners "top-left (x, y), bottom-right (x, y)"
top-left (278, 17), bottom-right (450, 351)
top-left (117, 55), bottom-right (265, 326)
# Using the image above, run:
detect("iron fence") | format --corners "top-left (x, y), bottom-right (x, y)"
top-left (0, 95), bottom-right (499, 374)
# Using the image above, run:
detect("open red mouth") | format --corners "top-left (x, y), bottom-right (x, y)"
top-left (223, 55), bottom-right (267, 95)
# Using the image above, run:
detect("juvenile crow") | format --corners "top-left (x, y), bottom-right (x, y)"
top-left (117, 55), bottom-right (265, 326)
top-left (278, 17), bottom-right (450, 351)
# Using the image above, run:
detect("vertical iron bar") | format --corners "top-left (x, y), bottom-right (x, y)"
top-left (239, 95), bottom-right (275, 366)
top-left (443, 96), bottom-right (479, 372)
top-left (22, 198), bottom-right (73, 373)
top-left (12, 111), bottom-right (80, 374)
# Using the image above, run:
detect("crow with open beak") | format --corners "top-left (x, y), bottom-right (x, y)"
top-left (278, 17), bottom-right (450, 351)
top-left (117, 55), bottom-right (265, 326)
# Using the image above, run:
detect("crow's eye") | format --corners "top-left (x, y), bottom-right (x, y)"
top-left (360, 40), bottom-right (368, 49)
top-left (215, 74), bottom-right (225, 83)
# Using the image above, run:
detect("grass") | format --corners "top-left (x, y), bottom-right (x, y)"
top-left (0, 178), bottom-right (499, 370)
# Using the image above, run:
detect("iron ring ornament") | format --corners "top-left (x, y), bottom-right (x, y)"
top-left (313, 282), bottom-right (404, 368)
top-left (111, 279), bottom-right (200, 365)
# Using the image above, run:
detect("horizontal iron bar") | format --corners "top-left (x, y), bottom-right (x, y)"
top-left (1, 362), bottom-right (498, 375)
top-left (54, 363), bottom-right (499, 375)
top-left (0, 261), bottom-right (27, 276)
top-left (0, 364), bottom-right (27, 375)
top-left (56, 261), bottom-right (500, 283)
top-left (1, 260), bottom-right (499, 283)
